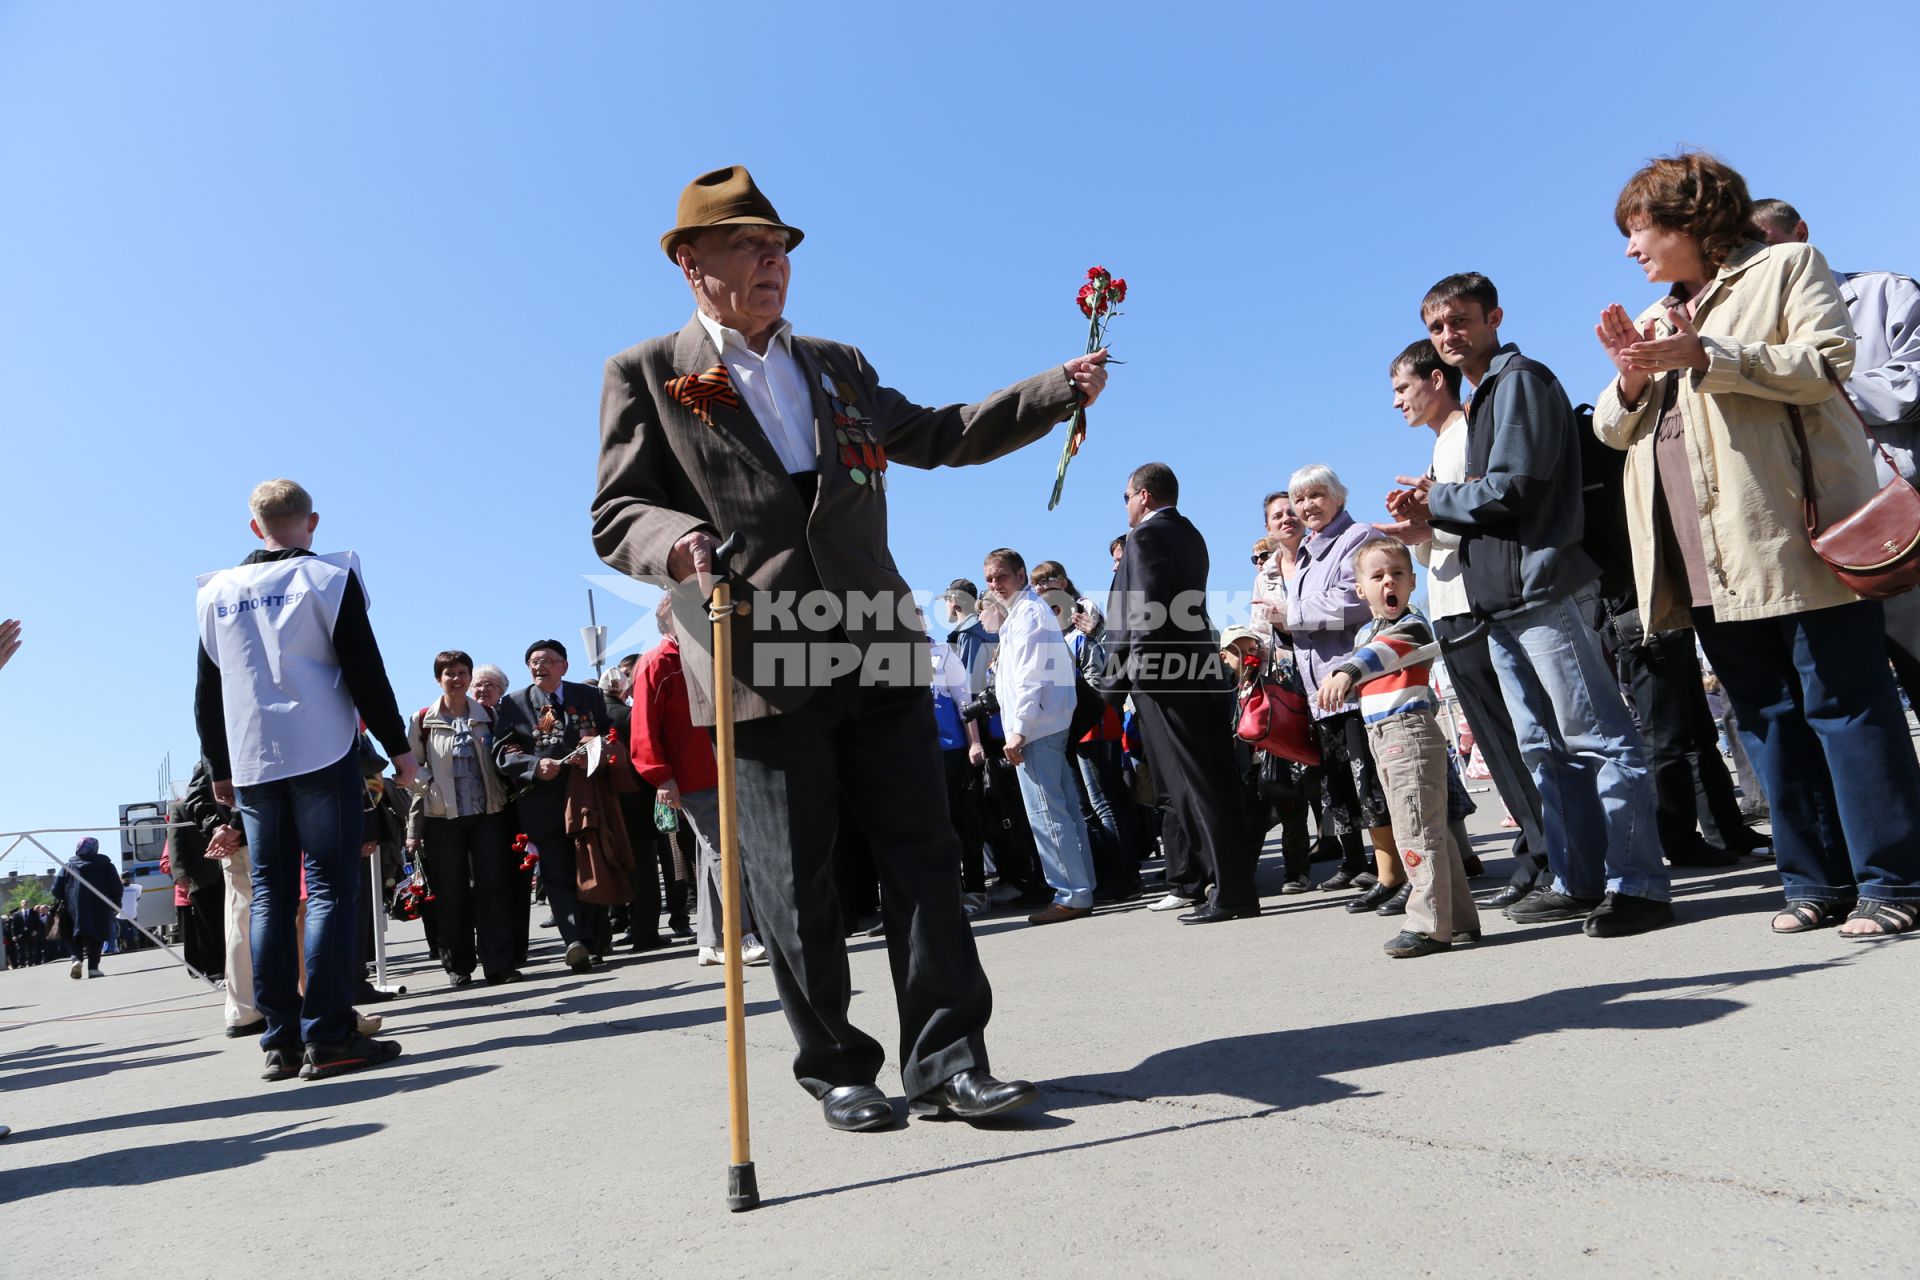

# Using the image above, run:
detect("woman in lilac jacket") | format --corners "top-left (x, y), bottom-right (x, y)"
top-left (1285, 464), bottom-right (1403, 911)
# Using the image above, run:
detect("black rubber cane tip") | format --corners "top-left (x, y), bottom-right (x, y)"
top-left (726, 1161), bottom-right (760, 1211)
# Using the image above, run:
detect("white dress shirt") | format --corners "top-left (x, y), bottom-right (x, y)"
top-left (991, 586), bottom-right (1078, 741)
top-left (695, 310), bottom-right (817, 474)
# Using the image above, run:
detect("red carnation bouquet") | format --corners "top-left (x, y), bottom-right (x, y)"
top-left (513, 833), bottom-right (539, 873)
top-left (1049, 265), bottom-right (1127, 510)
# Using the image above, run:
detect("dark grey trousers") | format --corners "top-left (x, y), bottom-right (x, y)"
top-left (730, 681), bottom-right (992, 1100)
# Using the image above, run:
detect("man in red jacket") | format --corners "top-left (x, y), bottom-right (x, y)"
top-left (630, 599), bottom-right (767, 967)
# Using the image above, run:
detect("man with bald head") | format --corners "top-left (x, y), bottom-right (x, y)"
top-left (594, 166), bottom-right (1108, 1133)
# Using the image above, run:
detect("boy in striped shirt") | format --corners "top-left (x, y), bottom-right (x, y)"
top-left (1315, 539), bottom-right (1481, 957)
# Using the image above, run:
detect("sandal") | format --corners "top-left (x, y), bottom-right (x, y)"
top-left (1770, 900), bottom-right (1850, 934)
top-left (1840, 899), bottom-right (1918, 941)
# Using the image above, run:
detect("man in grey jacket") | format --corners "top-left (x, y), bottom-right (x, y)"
top-left (1389, 273), bottom-right (1671, 937)
top-left (1751, 199), bottom-right (1920, 707)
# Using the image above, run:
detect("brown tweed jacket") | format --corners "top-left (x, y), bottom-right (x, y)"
top-left (593, 316), bottom-right (1078, 726)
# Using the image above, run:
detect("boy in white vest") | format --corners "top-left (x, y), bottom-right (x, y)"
top-left (195, 479), bottom-right (417, 1082)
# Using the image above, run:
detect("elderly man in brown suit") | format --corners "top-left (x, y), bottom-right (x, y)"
top-left (594, 165), bottom-right (1108, 1133)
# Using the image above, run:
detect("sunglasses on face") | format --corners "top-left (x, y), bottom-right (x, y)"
top-left (1251, 552), bottom-right (1271, 565)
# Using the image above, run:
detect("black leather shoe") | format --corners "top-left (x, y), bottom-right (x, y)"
top-left (623, 933), bottom-right (668, 952)
top-left (1506, 888), bottom-right (1604, 923)
top-left (1376, 883), bottom-right (1412, 916)
top-left (1346, 881), bottom-right (1397, 913)
top-left (1462, 855), bottom-right (1485, 878)
top-left (1666, 839), bottom-right (1740, 868)
top-left (225, 1018), bottom-right (267, 1040)
top-left (909, 1069), bottom-right (1038, 1121)
top-left (1279, 876), bottom-right (1312, 896)
top-left (821, 1084), bottom-right (894, 1132)
top-left (1178, 902), bottom-right (1262, 925)
top-left (564, 941), bottom-right (593, 972)
top-left (1487, 883), bottom-right (1531, 910)
top-left (1583, 892), bottom-right (1675, 937)
top-left (485, 970), bottom-right (524, 986)
top-left (1317, 870), bottom-right (1360, 892)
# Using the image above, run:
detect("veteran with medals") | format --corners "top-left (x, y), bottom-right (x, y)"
top-left (593, 165), bottom-right (1109, 1132)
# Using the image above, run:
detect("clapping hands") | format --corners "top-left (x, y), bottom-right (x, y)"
top-left (1381, 475), bottom-right (1434, 542)
top-left (1597, 302), bottom-right (1707, 404)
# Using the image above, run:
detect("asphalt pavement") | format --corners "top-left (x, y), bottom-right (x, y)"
top-left (2, 806), bottom-right (1914, 1278)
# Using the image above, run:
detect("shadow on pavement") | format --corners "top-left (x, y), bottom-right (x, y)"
top-left (5, 1047), bottom-right (222, 1092)
top-left (1, 1039), bottom-right (174, 1067)
top-left (0, 1121), bottom-right (384, 1203)
top-left (393, 996), bottom-right (784, 1069)
top-left (1047, 965), bottom-right (1827, 1114)
top-left (7, 1064), bottom-right (497, 1149)
top-left (387, 978), bottom-right (730, 1039)
top-left (765, 962), bottom-right (1832, 1207)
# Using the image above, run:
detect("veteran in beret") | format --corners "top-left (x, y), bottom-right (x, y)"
top-left (593, 165), bottom-right (1108, 1133)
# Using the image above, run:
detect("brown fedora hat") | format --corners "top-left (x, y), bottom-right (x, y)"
top-left (660, 164), bottom-right (804, 262)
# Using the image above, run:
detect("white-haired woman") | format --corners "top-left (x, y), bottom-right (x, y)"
top-left (470, 664), bottom-right (510, 711)
top-left (1285, 463), bottom-right (1403, 911)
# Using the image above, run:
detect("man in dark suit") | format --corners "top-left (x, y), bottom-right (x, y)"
top-left (493, 639), bottom-right (614, 972)
top-left (1100, 462), bottom-right (1259, 923)
top-left (592, 165), bottom-right (1107, 1132)
top-left (24, 903), bottom-right (49, 964)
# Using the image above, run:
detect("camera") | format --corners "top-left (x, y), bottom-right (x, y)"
top-left (959, 686), bottom-right (1000, 724)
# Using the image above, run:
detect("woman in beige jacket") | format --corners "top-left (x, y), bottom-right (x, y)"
top-left (1593, 151), bottom-right (1919, 939)
top-left (405, 649), bottom-right (520, 983)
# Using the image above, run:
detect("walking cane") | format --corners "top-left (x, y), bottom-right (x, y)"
top-left (706, 533), bottom-right (759, 1211)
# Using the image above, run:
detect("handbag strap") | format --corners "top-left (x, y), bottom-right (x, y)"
top-left (1785, 401), bottom-right (1821, 536)
top-left (1818, 358), bottom-right (1902, 474)
top-left (1784, 359), bottom-right (1898, 537)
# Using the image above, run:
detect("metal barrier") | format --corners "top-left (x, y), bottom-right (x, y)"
top-left (0, 823), bottom-right (221, 1029)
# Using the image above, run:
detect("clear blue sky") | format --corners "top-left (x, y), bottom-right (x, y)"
top-left (2, 1), bottom-right (1912, 868)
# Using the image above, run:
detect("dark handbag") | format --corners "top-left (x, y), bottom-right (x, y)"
top-left (1068, 672), bottom-right (1107, 742)
top-left (1235, 677), bottom-right (1322, 766)
top-left (1786, 365), bottom-right (1920, 600)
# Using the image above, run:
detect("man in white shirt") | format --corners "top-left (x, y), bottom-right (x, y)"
top-left (984, 548), bottom-right (1097, 925)
top-left (1385, 339), bottom-right (1542, 902)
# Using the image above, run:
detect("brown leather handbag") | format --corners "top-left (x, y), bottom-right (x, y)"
top-left (1785, 365), bottom-right (1920, 600)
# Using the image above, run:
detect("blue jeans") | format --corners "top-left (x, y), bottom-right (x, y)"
top-left (234, 748), bottom-right (365, 1048)
top-left (1694, 600), bottom-right (1920, 904)
top-left (1015, 729), bottom-right (1096, 908)
top-left (1487, 592), bottom-right (1669, 901)
top-left (1077, 737), bottom-right (1145, 888)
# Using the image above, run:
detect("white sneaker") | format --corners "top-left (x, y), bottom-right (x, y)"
top-left (356, 1012), bottom-right (384, 1035)
top-left (696, 947), bottom-right (722, 966)
top-left (962, 892), bottom-right (991, 918)
top-left (740, 934), bottom-right (769, 966)
top-left (70, 962), bottom-right (82, 980)
top-left (87, 967), bottom-right (104, 979)
top-left (1146, 893), bottom-right (1192, 912)
top-left (987, 882), bottom-right (1024, 905)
